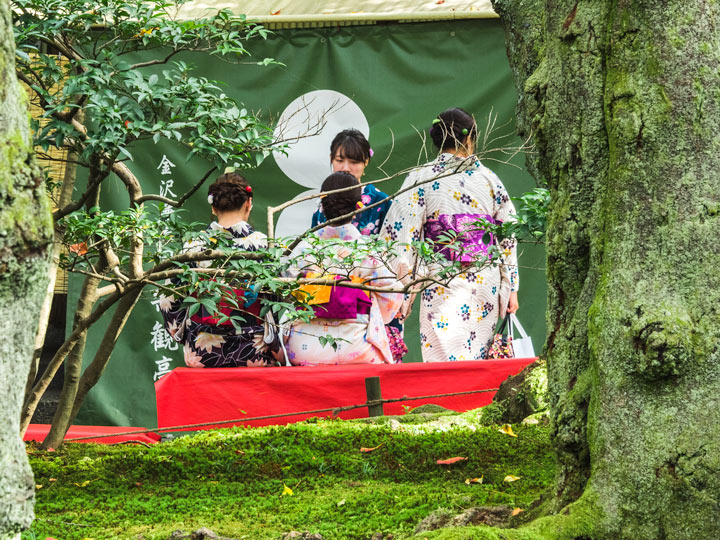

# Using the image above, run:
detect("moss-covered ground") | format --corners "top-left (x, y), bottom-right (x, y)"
top-left (24, 410), bottom-right (555, 540)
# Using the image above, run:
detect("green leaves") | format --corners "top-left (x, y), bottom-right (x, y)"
top-left (511, 188), bottom-right (550, 242)
top-left (14, 0), bottom-right (277, 168)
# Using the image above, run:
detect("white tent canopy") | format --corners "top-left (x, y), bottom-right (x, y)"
top-left (176, 0), bottom-right (497, 25)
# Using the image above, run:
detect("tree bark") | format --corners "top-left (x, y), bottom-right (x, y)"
top-left (42, 286), bottom-right (142, 450)
top-left (25, 145), bottom-right (79, 403)
top-left (492, 1), bottom-right (720, 538)
top-left (0, 0), bottom-right (53, 537)
top-left (42, 274), bottom-right (99, 449)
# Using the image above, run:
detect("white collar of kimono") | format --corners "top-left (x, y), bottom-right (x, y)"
top-left (315, 223), bottom-right (362, 241)
top-left (438, 152), bottom-right (481, 172)
top-left (209, 220), bottom-right (251, 235)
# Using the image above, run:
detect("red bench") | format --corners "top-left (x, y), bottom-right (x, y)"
top-left (155, 359), bottom-right (535, 430)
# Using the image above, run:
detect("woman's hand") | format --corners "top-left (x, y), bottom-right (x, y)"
top-left (507, 291), bottom-right (519, 314)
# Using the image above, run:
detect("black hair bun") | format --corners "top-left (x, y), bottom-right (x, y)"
top-left (429, 108), bottom-right (477, 151)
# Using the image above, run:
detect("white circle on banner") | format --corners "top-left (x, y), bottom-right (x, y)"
top-left (275, 189), bottom-right (320, 239)
top-left (273, 90), bottom-right (369, 189)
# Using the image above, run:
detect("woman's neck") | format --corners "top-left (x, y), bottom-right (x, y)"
top-left (444, 148), bottom-right (473, 158)
top-left (216, 209), bottom-right (250, 228)
top-left (444, 137), bottom-right (475, 158)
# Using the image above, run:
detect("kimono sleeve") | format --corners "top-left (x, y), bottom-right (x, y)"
top-left (380, 171), bottom-right (427, 281)
top-left (281, 240), bottom-right (313, 279)
top-left (488, 170), bottom-right (520, 316)
top-left (360, 183), bottom-right (392, 234)
top-left (311, 207), bottom-right (324, 229)
top-left (157, 237), bottom-right (206, 343)
top-left (158, 286), bottom-right (188, 343)
top-left (361, 257), bottom-right (404, 324)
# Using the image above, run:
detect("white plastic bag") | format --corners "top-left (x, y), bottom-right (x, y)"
top-left (509, 313), bottom-right (535, 358)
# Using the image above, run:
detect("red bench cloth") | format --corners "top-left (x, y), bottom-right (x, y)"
top-left (24, 424), bottom-right (161, 445)
top-left (155, 359), bottom-right (535, 430)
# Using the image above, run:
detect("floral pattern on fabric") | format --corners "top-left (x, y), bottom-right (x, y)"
top-left (158, 221), bottom-right (282, 368)
top-left (284, 224), bottom-right (403, 365)
top-left (312, 184), bottom-right (391, 236)
top-left (381, 153), bottom-right (520, 363)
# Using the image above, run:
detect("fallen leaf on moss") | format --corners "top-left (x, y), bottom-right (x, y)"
top-left (35, 484), bottom-right (42, 489)
top-left (73, 480), bottom-right (91, 487)
top-left (499, 424), bottom-right (518, 437)
top-left (522, 417), bottom-right (539, 425)
top-left (504, 475), bottom-right (521, 482)
top-left (437, 457), bottom-right (467, 465)
top-left (464, 476), bottom-right (483, 484)
top-left (511, 508), bottom-right (524, 516)
top-left (281, 483), bottom-right (294, 496)
top-left (49, 478), bottom-right (57, 482)
top-left (360, 443), bottom-right (384, 453)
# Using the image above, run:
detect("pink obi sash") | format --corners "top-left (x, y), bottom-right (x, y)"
top-left (311, 278), bottom-right (372, 320)
top-left (295, 275), bottom-right (372, 320)
top-left (423, 213), bottom-right (496, 263)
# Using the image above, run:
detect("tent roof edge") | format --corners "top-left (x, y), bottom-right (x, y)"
top-left (174, 1), bottom-right (498, 22)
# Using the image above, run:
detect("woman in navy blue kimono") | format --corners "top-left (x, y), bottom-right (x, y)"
top-left (311, 129), bottom-right (391, 236)
top-left (311, 130), bottom-right (407, 361)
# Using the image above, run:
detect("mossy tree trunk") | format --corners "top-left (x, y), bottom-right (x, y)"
top-left (0, 0), bottom-right (53, 538)
top-left (492, 1), bottom-right (720, 538)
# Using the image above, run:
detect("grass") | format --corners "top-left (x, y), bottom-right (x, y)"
top-left (25, 410), bottom-right (555, 540)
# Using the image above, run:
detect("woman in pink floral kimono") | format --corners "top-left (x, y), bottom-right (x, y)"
top-left (159, 172), bottom-right (283, 368)
top-left (285, 172), bottom-right (403, 365)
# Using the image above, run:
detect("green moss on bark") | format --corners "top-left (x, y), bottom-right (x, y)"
top-left (0, 0), bottom-right (53, 537)
top-left (493, 0), bottom-right (720, 538)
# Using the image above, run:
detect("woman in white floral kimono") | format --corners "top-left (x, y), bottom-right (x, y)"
top-left (285, 172), bottom-right (403, 365)
top-left (159, 172), bottom-right (283, 368)
top-left (382, 108), bottom-right (520, 362)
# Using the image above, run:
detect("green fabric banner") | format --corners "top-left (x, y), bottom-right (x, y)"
top-left (74, 19), bottom-right (546, 427)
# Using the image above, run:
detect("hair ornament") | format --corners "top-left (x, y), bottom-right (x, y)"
top-left (369, 148), bottom-right (374, 157)
top-left (461, 128), bottom-right (469, 135)
top-left (207, 194), bottom-right (214, 205)
top-left (245, 185), bottom-right (252, 193)
top-left (432, 118), bottom-right (442, 125)
top-left (356, 201), bottom-right (365, 209)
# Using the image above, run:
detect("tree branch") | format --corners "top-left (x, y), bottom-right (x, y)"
top-left (130, 48), bottom-right (188, 69)
top-left (20, 282), bottom-right (141, 436)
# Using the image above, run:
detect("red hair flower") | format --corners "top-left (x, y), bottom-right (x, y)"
top-left (245, 185), bottom-right (252, 193)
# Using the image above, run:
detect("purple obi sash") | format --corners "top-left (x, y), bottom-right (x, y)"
top-left (312, 278), bottom-right (372, 320)
top-left (423, 213), bottom-right (496, 262)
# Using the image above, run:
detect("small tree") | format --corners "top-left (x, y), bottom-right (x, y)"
top-left (14, 0), bottom-right (280, 447)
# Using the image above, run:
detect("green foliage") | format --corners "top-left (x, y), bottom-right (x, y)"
top-left (26, 416), bottom-right (555, 539)
top-left (56, 200), bottom-right (530, 329)
top-left (511, 188), bottom-right (550, 242)
top-left (14, 0), bottom-right (276, 169)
